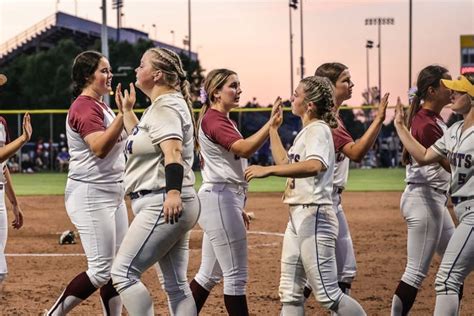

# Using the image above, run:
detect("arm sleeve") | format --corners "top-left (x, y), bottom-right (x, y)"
top-left (68, 101), bottom-right (105, 138)
top-left (332, 123), bottom-right (354, 152)
top-left (431, 131), bottom-right (448, 158)
top-left (147, 104), bottom-right (184, 146)
top-left (305, 124), bottom-right (331, 169)
top-left (412, 120), bottom-right (444, 148)
top-left (201, 114), bottom-right (242, 151)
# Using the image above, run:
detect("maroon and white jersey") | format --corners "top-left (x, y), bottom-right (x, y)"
top-left (283, 120), bottom-right (335, 205)
top-left (199, 108), bottom-right (247, 185)
top-left (331, 116), bottom-right (353, 189)
top-left (405, 108), bottom-right (450, 191)
top-left (0, 116), bottom-right (10, 183)
top-left (432, 120), bottom-right (473, 198)
top-left (66, 95), bottom-right (126, 183)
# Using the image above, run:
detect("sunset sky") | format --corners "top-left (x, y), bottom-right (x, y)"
top-left (1, 0), bottom-right (473, 107)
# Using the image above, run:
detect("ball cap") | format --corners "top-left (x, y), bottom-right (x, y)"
top-left (441, 75), bottom-right (474, 97)
top-left (0, 74), bottom-right (7, 86)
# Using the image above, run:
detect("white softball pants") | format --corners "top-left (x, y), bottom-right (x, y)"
top-left (0, 185), bottom-right (7, 279)
top-left (399, 184), bottom-right (455, 289)
top-left (194, 183), bottom-right (248, 296)
top-left (111, 187), bottom-right (200, 316)
top-left (65, 179), bottom-right (128, 288)
top-left (333, 191), bottom-right (357, 284)
top-left (279, 204), bottom-right (365, 315)
top-left (434, 200), bottom-right (474, 316)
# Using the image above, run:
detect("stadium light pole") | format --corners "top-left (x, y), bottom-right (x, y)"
top-left (364, 17), bottom-right (395, 100)
top-left (188, 0), bottom-right (192, 61)
top-left (112, 0), bottom-right (123, 42)
top-left (101, 0), bottom-right (109, 103)
top-left (409, 0), bottom-right (413, 89)
top-left (299, 0), bottom-right (304, 80)
top-left (289, 0), bottom-right (298, 96)
top-left (366, 40), bottom-right (373, 104)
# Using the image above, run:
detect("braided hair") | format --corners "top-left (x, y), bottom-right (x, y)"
top-left (146, 47), bottom-right (196, 131)
top-left (300, 76), bottom-right (338, 128)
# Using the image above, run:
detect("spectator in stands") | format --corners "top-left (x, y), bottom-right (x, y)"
top-left (57, 147), bottom-right (70, 172)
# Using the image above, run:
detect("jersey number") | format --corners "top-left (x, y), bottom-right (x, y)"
top-left (458, 173), bottom-right (467, 185)
top-left (126, 140), bottom-right (133, 155)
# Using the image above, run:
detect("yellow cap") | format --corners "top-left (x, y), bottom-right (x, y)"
top-left (441, 75), bottom-right (474, 97)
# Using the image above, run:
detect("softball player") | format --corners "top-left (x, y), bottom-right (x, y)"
top-left (245, 76), bottom-right (366, 315)
top-left (0, 75), bottom-right (33, 289)
top-left (303, 63), bottom-right (389, 300)
top-left (394, 75), bottom-right (474, 316)
top-left (111, 48), bottom-right (200, 316)
top-left (45, 51), bottom-right (128, 316)
top-left (391, 65), bottom-right (455, 315)
top-left (188, 69), bottom-right (280, 315)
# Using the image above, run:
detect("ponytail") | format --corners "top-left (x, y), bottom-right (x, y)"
top-left (401, 95), bottom-right (421, 165)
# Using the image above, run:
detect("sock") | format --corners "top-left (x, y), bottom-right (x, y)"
top-left (100, 279), bottom-right (122, 316)
top-left (46, 272), bottom-right (97, 316)
top-left (224, 294), bottom-right (249, 316)
top-left (333, 294), bottom-right (366, 316)
top-left (190, 279), bottom-right (210, 313)
top-left (391, 281), bottom-right (418, 316)
top-left (338, 282), bottom-right (352, 295)
top-left (303, 286), bottom-right (312, 299)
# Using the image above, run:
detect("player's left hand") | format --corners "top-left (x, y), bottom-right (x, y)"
top-left (269, 97), bottom-right (283, 129)
top-left (163, 190), bottom-right (183, 224)
top-left (11, 204), bottom-right (24, 229)
top-left (242, 210), bottom-right (250, 230)
top-left (244, 165), bottom-right (271, 182)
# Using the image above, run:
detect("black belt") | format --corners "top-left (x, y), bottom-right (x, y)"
top-left (407, 182), bottom-right (447, 195)
top-left (128, 189), bottom-right (165, 200)
top-left (451, 196), bottom-right (474, 205)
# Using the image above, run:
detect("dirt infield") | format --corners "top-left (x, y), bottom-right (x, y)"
top-left (1, 192), bottom-right (473, 315)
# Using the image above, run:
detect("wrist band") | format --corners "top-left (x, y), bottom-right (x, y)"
top-left (165, 163), bottom-right (184, 192)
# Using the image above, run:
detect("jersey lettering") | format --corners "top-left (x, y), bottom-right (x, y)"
top-left (458, 173), bottom-right (467, 185)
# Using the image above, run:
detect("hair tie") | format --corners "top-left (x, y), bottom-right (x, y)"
top-left (408, 86), bottom-right (418, 103)
top-left (199, 87), bottom-right (208, 104)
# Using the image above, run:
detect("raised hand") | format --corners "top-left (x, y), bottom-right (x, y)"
top-left (375, 92), bottom-right (390, 121)
top-left (394, 97), bottom-right (405, 127)
top-left (115, 83), bottom-right (136, 114)
top-left (22, 113), bottom-right (32, 142)
top-left (269, 97), bottom-right (283, 129)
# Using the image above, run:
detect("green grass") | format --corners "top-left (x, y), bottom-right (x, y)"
top-left (10, 168), bottom-right (406, 196)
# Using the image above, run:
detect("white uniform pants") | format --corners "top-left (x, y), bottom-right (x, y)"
top-left (333, 191), bottom-right (357, 284)
top-left (400, 184), bottom-right (454, 288)
top-left (111, 187), bottom-right (200, 316)
top-left (279, 204), bottom-right (343, 311)
top-left (0, 185), bottom-right (7, 279)
top-left (65, 179), bottom-right (128, 288)
top-left (194, 183), bottom-right (248, 296)
top-left (434, 200), bottom-right (474, 315)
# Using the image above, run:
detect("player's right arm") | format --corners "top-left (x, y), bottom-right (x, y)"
top-left (340, 93), bottom-right (389, 162)
top-left (394, 98), bottom-right (442, 165)
top-left (0, 113), bottom-right (32, 163)
top-left (84, 113), bottom-right (124, 159)
top-left (245, 159), bottom-right (323, 181)
top-left (230, 97), bottom-right (282, 158)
